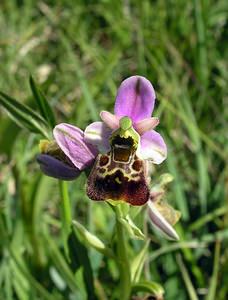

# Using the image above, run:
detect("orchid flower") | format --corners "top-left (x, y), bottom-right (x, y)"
top-left (37, 76), bottom-right (179, 240)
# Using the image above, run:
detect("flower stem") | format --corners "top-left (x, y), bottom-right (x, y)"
top-left (59, 180), bottom-right (72, 259)
top-left (115, 206), bottom-right (131, 300)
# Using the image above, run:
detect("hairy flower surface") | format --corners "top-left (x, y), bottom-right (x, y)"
top-left (37, 76), bottom-right (179, 239)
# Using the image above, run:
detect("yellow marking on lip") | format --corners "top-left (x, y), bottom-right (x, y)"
top-left (97, 167), bottom-right (140, 182)
top-left (115, 177), bottom-right (122, 184)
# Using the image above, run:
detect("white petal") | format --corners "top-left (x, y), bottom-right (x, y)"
top-left (140, 130), bottom-right (167, 164)
top-left (148, 201), bottom-right (179, 241)
top-left (84, 121), bottom-right (112, 153)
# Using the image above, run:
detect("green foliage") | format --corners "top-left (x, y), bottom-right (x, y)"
top-left (0, 91), bottom-right (50, 138)
top-left (0, 0), bottom-right (227, 299)
top-left (29, 76), bottom-right (56, 128)
top-left (131, 281), bottom-right (164, 298)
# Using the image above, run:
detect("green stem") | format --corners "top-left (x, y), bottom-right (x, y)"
top-left (59, 180), bottom-right (72, 259)
top-left (115, 206), bottom-right (131, 300)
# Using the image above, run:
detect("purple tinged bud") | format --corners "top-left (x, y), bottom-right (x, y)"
top-left (37, 154), bottom-right (80, 180)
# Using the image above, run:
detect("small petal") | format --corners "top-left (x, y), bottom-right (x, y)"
top-left (100, 111), bottom-right (120, 130)
top-left (135, 117), bottom-right (159, 135)
top-left (140, 130), bottom-right (167, 164)
top-left (148, 201), bottom-right (179, 241)
top-left (53, 123), bottom-right (97, 170)
top-left (114, 76), bottom-right (156, 123)
top-left (37, 154), bottom-right (80, 180)
top-left (84, 121), bottom-right (112, 153)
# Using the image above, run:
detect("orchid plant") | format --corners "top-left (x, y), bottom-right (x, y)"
top-left (37, 76), bottom-right (180, 299)
top-left (38, 76), bottom-right (180, 240)
top-left (0, 75), bottom-right (180, 300)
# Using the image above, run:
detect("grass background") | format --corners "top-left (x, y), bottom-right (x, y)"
top-left (0, 0), bottom-right (227, 299)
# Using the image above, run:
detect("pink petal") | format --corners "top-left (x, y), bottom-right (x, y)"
top-left (114, 76), bottom-right (156, 123)
top-left (100, 111), bottom-right (120, 130)
top-left (148, 201), bottom-right (179, 241)
top-left (140, 130), bottom-right (167, 164)
top-left (135, 117), bottom-right (159, 135)
top-left (84, 121), bottom-right (112, 153)
top-left (53, 123), bottom-right (97, 170)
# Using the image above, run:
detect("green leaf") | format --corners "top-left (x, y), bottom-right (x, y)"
top-left (59, 34), bottom-right (99, 122)
top-left (59, 181), bottom-right (72, 261)
top-left (131, 281), bottom-right (164, 298)
top-left (43, 233), bottom-right (79, 294)
top-left (176, 254), bottom-right (199, 300)
top-left (131, 240), bottom-right (150, 282)
top-left (29, 76), bottom-right (56, 128)
top-left (0, 91), bottom-right (50, 138)
top-left (72, 220), bottom-right (115, 258)
top-left (206, 241), bottom-right (221, 300)
top-left (74, 267), bottom-right (88, 300)
top-left (69, 229), bottom-right (96, 300)
top-left (189, 206), bottom-right (227, 231)
top-left (118, 215), bottom-right (145, 240)
top-left (9, 248), bottom-right (58, 300)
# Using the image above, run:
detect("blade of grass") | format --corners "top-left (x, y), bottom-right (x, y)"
top-left (166, 143), bottom-right (189, 220)
top-left (29, 76), bottom-right (56, 128)
top-left (206, 241), bottom-right (221, 300)
top-left (69, 229), bottom-right (96, 300)
top-left (59, 180), bottom-right (72, 260)
top-left (131, 240), bottom-right (150, 282)
top-left (0, 92), bottom-right (49, 138)
top-left (161, 97), bottom-right (226, 161)
top-left (59, 34), bottom-right (99, 122)
top-left (9, 248), bottom-right (59, 300)
top-left (189, 206), bottom-right (227, 231)
top-left (149, 241), bottom-right (206, 262)
top-left (176, 254), bottom-right (199, 300)
top-left (43, 233), bottom-right (79, 294)
top-left (193, 0), bottom-right (208, 88)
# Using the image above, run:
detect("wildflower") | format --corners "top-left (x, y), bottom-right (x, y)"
top-left (37, 76), bottom-right (179, 239)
